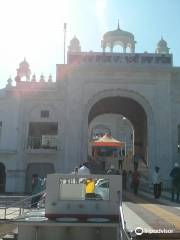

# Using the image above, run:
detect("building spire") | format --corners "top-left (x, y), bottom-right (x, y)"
top-left (117, 19), bottom-right (120, 30)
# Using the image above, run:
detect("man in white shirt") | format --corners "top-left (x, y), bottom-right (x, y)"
top-left (78, 162), bottom-right (90, 175)
top-left (152, 166), bottom-right (161, 199)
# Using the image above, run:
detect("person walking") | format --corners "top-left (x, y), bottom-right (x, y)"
top-left (169, 162), bottom-right (180, 202)
top-left (78, 162), bottom-right (90, 175)
top-left (133, 153), bottom-right (141, 170)
top-left (31, 174), bottom-right (43, 208)
top-left (132, 167), bottom-right (140, 195)
top-left (122, 170), bottom-right (127, 190)
top-left (71, 166), bottom-right (79, 183)
top-left (118, 150), bottom-right (124, 171)
top-left (127, 170), bottom-right (132, 191)
top-left (152, 166), bottom-right (161, 199)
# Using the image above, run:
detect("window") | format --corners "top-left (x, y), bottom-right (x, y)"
top-left (27, 122), bottom-right (58, 150)
top-left (41, 110), bottom-right (49, 118)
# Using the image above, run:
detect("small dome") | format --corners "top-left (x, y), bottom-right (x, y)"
top-left (68, 36), bottom-right (81, 52)
top-left (31, 74), bottom-right (36, 82)
top-left (155, 37), bottom-right (169, 54)
top-left (16, 58), bottom-right (31, 81)
top-left (70, 36), bottom-right (80, 45)
top-left (19, 58), bottom-right (30, 68)
top-left (157, 37), bottom-right (168, 47)
top-left (40, 74), bottom-right (45, 82)
top-left (6, 76), bottom-right (13, 88)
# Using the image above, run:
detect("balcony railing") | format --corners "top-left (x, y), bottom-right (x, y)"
top-left (27, 136), bottom-right (57, 150)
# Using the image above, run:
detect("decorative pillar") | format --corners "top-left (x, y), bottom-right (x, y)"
top-left (110, 43), bottom-right (114, 52)
top-left (123, 43), bottom-right (127, 53)
top-left (131, 43), bottom-right (135, 53)
top-left (101, 40), bottom-right (106, 53)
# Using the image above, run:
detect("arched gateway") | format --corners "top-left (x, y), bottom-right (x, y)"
top-left (82, 88), bottom-right (156, 176)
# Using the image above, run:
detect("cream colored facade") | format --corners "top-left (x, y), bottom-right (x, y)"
top-left (0, 26), bottom-right (180, 193)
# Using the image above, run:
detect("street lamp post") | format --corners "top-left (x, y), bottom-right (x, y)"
top-left (63, 23), bottom-right (67, 64)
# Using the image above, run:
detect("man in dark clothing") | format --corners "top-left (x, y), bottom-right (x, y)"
top-left (133, 153), bottom-right (142, 170)
top-left (132, 167), bottom-right (140, 195)
top-left (169, 163), bottom-right (180, 202)
top-left (31, 174), bottom-right (43, 208)
top-left (118, 150), bottom-right (124, 170)
top-left (122, 170), bottom-right (127, 190)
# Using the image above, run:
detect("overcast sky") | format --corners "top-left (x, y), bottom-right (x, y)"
top-left (0, 0), bottom-right (179, 88)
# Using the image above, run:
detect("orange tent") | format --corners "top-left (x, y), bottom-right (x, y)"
top-left (91, 134), bottom-right (124, 147)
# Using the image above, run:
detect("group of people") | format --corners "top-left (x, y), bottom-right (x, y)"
top-left (151, 162), bottom-right (180, 202)
top-left (126, 153), bottom-right (180, 202)
top-left (30, 160), bottom-right (180, 208)
top-left (76, 162), bottom-right (141, 195)
top-left (77, 162), bottom-right (120, 175)
top-left (147, 162), bottom-right (180, 202)
top-left (122, 168), bottom-right (140, 195)
top-left (119, 153), bottom-right (142, 195)
top-left (119, 158), bottom-right (180, 202)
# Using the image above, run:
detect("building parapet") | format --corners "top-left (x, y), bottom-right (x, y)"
top-left (15, 80), bottom-right (56, 89)
top-left (67, 52), bottom-right (172, 66)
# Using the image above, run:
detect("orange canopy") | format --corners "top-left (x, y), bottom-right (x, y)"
top-left (92, 134), bottom-right (124, 147)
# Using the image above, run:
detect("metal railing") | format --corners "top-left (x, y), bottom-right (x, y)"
top-left (0, 191), bottom-right (45, 220)
top-left (117, 191), bottom-right (132, 240)
top-left (27, 136), bottom-right (57, 150)
top-left (139, 177), bottom-right (172, 196)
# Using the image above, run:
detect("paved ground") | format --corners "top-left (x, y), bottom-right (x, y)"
top-left (123, 189), bottom-right (180, 238)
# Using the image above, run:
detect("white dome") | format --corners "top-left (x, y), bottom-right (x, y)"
top-left (68, 36), bottom-right (81, 52)
top-left (101, 23), bottom-right (136, 53)
top-left (156, 37), bottom-right (170, 54)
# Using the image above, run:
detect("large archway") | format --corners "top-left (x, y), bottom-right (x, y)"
top-left (82, 89), bottom-right (156, 175)
top-left (88, 96), bottom-right (147, 163)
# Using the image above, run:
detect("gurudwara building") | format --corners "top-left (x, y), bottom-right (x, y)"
top-left (0, 24), bottom-right (180, 193)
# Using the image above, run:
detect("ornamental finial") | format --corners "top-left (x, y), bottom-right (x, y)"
top-left (117, 20), bottom-right (120, 30)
